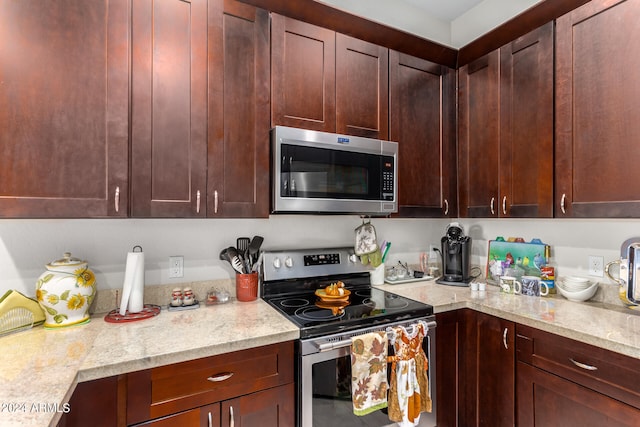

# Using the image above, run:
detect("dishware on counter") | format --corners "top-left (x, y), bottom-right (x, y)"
top-left (521, 276), bottom-right (549, 296)
top-left (556, 279), bottom-right (599, 302)
top-left (36, 252), bottom-right (97, 328)
top-left (206, 288), bottom-right (230, 305)
top-left (499, 275), bottom-right (522, 294)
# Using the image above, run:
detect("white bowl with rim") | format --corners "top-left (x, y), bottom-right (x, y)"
top-left (560, 276), bottom-right (593, 290)
top-left (557, 280), bottom-right (599, 302)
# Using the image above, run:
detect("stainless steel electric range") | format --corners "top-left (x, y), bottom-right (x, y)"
top-left (260, 247), bottom-right (437, 427)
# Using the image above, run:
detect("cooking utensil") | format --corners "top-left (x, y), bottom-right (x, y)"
top-left (248, 235), bottom-right (264, 266)
top-left (237, 237), bottom-right (250, 256)
top-left (227, 247), bottom-right (246, 274)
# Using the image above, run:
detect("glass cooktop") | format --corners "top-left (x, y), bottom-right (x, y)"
top-left (263, 284), bottom-right (433, 339)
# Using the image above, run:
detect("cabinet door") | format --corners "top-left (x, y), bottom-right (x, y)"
top-left (130, 0), bottom-right (208, 217)
top-left (458, 51), bottom-right (500, 218)
top-left (271, 15), bottom-right (336, 132)
top-left (132, 403), bottom-right (220, 427)
top-left (208, 0), bottom-right (270, 217)
top-left (221, 384), bottom-right (295, 427)
top-left (336, 34), bottom-right (388, 139)
top-left (499, 22), bottom-right (554, 218)
top-left (517, 362), bottom-right (640, 427)
top-left (435, 310), bottom-right (467, 427)
top-left (57, 376), bottom-right (123, 427)
top-left (556, 0), bottom-right (640, 217)
top-left (390, 51), bottom-right (456, 217)
top-left (0, 0), bottom-right (129, 218)
top-left (463, 311), bottom-right (515, 427)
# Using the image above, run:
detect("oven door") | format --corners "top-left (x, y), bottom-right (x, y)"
top-left (299, 320), bottom-right (437, 427)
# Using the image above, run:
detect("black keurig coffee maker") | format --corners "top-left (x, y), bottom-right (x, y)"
top-left (436, 222), bottom-right (472, 286)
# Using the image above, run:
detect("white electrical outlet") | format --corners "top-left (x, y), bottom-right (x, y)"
top-left (429, 244), bottom-right (439, 260)
top-left (588, 255), bottom-right (604, 277)
top-left (169, 256), bottom-right (184, 278)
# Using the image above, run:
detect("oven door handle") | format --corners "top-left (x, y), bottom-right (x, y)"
top-left (316, 320), bottom-right (437, 352)
top-left (317, 339), bottom-right (353, 352)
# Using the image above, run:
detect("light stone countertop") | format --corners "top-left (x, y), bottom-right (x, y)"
top-left (2, 280), bottom-right (640, 427)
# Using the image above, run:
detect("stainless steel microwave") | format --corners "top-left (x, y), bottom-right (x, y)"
top-left (271, 126), bottom-right (398, 215)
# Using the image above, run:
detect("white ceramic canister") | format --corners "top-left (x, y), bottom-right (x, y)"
top-left (36, 252), bottom-right (97, 328)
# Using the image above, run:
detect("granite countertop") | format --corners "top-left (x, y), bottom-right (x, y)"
top-left (2, 280), bottom-right (640, 427)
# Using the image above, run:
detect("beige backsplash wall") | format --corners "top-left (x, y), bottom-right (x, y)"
top-left (0, 216), bottom-right (637, 308)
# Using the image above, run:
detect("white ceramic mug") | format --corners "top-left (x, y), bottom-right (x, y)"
top-left (521, 275), bottom-right (549, 296)
top-left (499, 276), bottom-right (522, 294)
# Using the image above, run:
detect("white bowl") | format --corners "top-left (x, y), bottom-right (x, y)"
top-left (557, 280), bottom-right (599, 302)
top-left (559, 276), bottom-right (593, 291)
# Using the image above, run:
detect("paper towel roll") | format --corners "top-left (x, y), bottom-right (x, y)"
top-left (119, 247), bottom-right (145, 315)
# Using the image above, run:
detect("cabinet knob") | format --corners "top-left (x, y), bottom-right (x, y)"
top-left (490, 197), bottom-right (495, 215)
top-left (502, 196), bottom-right (507, 215)
top-left (115, 186), bottom-right (120, 213)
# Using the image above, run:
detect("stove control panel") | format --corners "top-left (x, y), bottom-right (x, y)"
top-left (304, 253), bottom-right (340, 266)
top-left (261, 247), bottom-right (372, 282)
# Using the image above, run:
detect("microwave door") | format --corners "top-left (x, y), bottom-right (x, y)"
top-left (284, 144), bottom-right (378, 200)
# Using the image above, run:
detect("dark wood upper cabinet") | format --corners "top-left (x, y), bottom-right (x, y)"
top-left (271, 15), bottom-right (389, 139)
top-left (555, 0), bottom-right (640, 217)
top-left (458, 50), bottom-right (501, 218)
top-left (271, 15), bottom-right (336, 132)
top-left (459, 22), bottom-right (553, 218)
top-left (130, 0), bottom-right (208, 217)
top-left (499, 22), bottom-right (554, 218)
top-left (0, 0), bottom-right (129, 218)
top-left (390, 51), bottom-right (456, 217)
top-left (336, 34), bottom-right (388, 139)
top-left (207, 0), bottom-right (271, 217)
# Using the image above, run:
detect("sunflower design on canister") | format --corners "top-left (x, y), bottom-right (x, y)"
top-left (75, 268), bottom-right (96, 288)
top-left (67, 293), bottom-right (86, 311)
top-left (47, 294), bottom-right (60, 305)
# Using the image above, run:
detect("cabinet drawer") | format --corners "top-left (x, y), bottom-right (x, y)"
top-left (516, 325), bottom-right (640, 410)
top-left (127, 341), bottom-right (294, 424)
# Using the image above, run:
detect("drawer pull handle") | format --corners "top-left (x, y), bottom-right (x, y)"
top-left (443, 198), bottom-right (449, 216)
top-left (208, 411), bottom-right (212, 427)
top-left (502, 196), bottom-right (507, 215)
top-left (570, 358), bottom-right (598, 371)
top-left (561, 193), bottom-right (567, 214)
top-left (207, 372), bottom-right (234, 382)
top-left (230, 405), bottom-right (235, 427)
top-left (490, 197), bottom-right (495, 215)
top-left (196, 190), bottom-right (201, 214)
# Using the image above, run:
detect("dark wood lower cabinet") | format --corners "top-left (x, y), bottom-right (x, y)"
top-left (133, 384), bottom-right (294, 427)
top-left (59, 342), bottom-right (294, 427)
top-left (517, 362), bottom-right (639, 427)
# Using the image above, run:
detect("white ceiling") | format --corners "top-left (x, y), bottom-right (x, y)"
top-left (403, 0), bottom-right (484, 21)
top-left (318, 0), bottom-right (544, 48)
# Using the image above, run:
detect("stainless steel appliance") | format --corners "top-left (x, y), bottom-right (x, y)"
top-left (271, 126), bottom-right (398, 215)
top-left (261, 247), bottom-right (436, 427)
top-left (605, 237), bottom-right (640, 308)
top-left (437, 222), bottom-right (472, 286)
